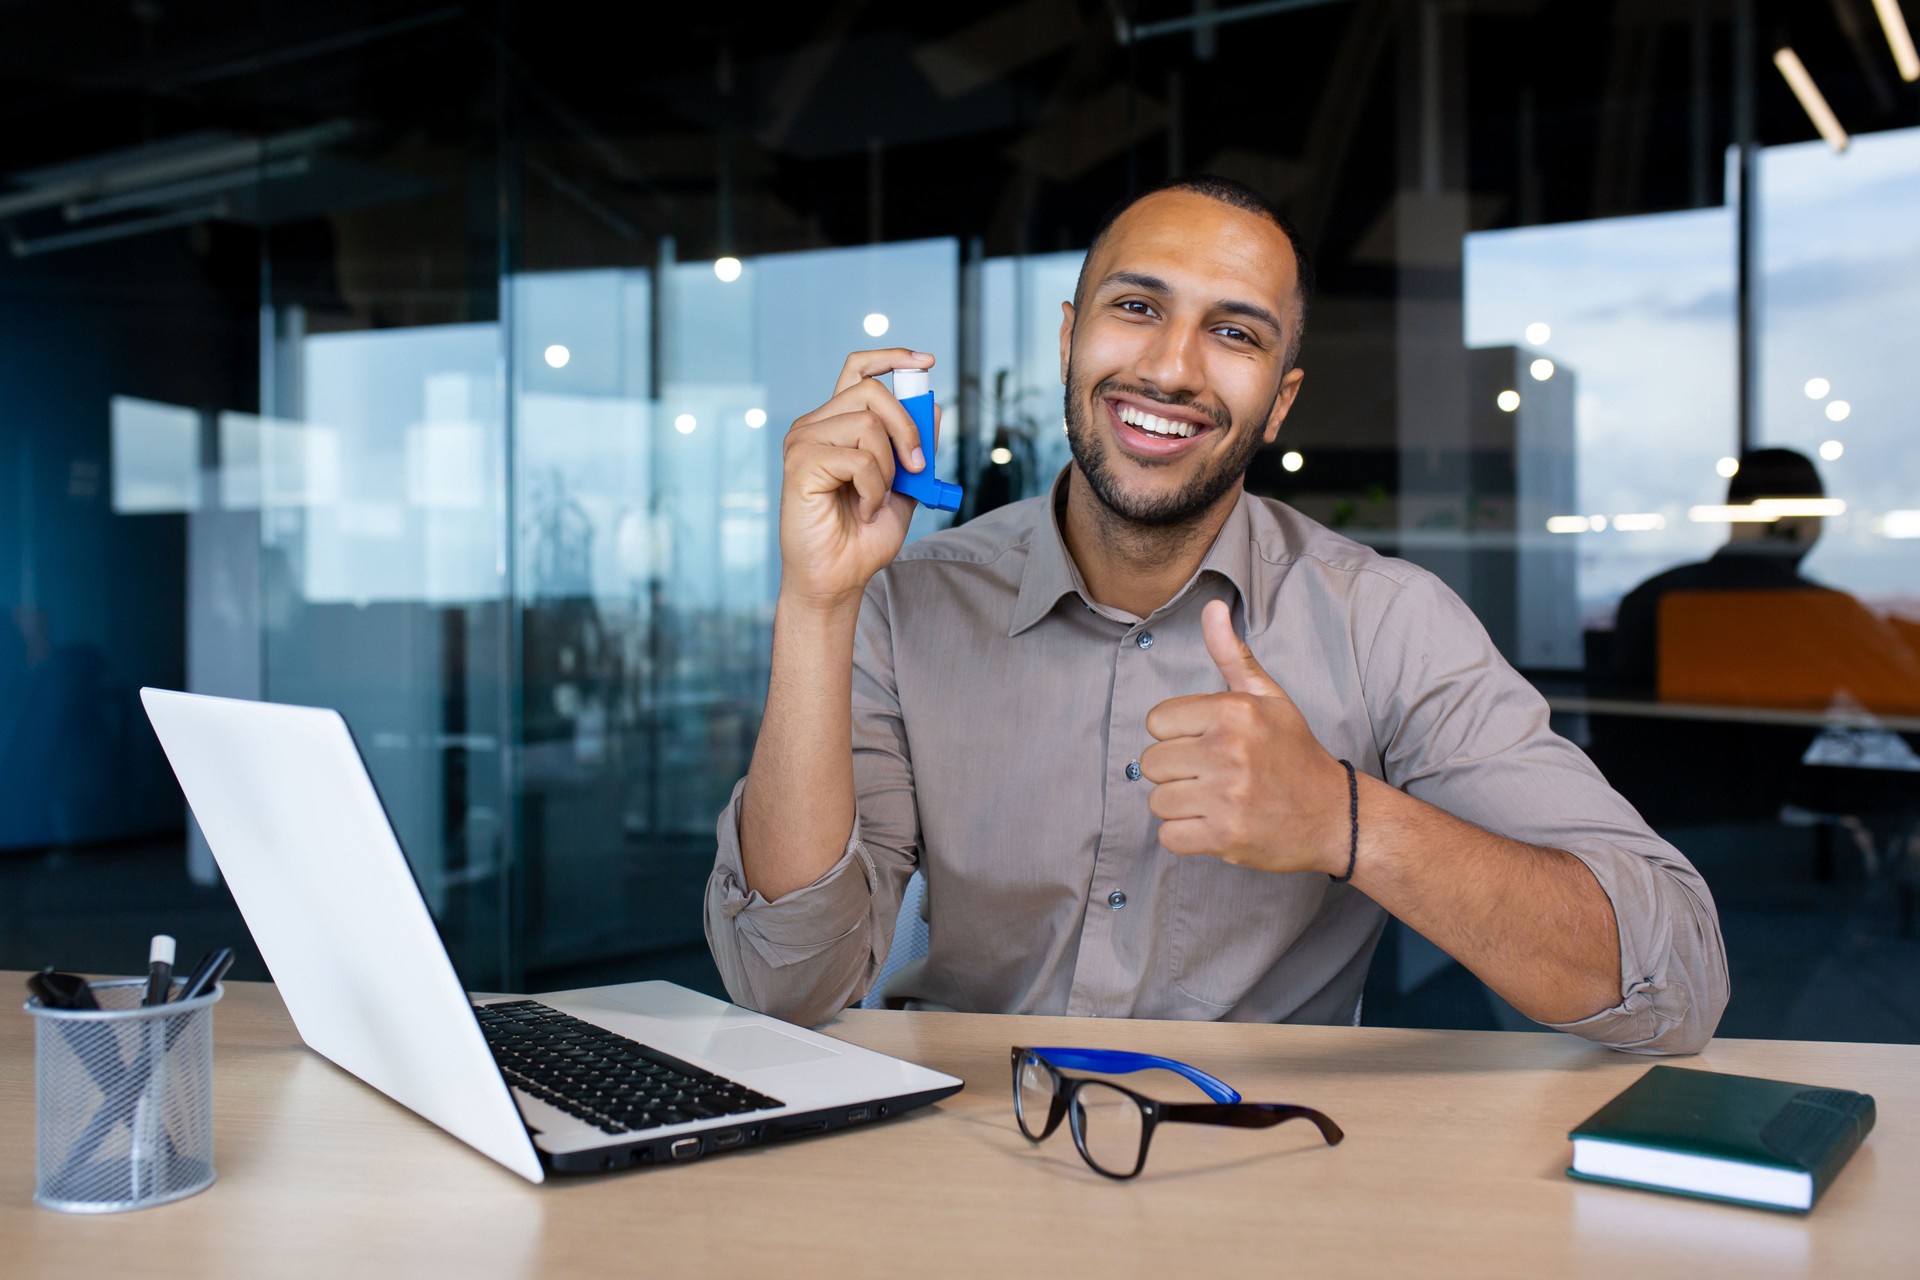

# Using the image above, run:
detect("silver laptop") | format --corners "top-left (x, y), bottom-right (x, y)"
top-left (140, 687), bottom-right (961, 1183)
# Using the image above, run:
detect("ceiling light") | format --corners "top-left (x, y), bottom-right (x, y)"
top-left (1690, 504), bottom-right (1780, 523)
top-left (1716, 456), bottom-right (1740, 478)
top-left (1545, 516), bottom-right (1589, 534)
top-left (990, 447), bottom-right (1013, 465)
top-left (544, 344), bottom-right (570, 369)
top-left (1529, 358), bottom-right (1555, 382)
top-left (744, 408), bottom-right (768, 429)
top-left (1819, 439), bottom-right (1844, 461)
top-left (1773, 47), bottom-right (1850, 152)
top-left (1879, 510), bottom-right (1920, 538)
top-left (1496, 390), bottom-right (1521, 412)
top-left (1525, 322), bottom-right (1551, 345)
top-left (1612, 513), bottom-right (1666, 531)
top-left (1872, 0), bottom-right (1920, 82)
top-left (1825, 400), bottom-right (1851, 422)
top-left (1752, 498), bottom-right (1846, 517)
top-left (863, 312), bottom-right (890, 337)
top-left (1281, 451), bottom-right (1304, 473)
top-left (714, 256), bottom-right (743, 283)
top-left (674, 414), bottom-right (697, 435)
top-left (1804, 377), bottom-right (1830, 399)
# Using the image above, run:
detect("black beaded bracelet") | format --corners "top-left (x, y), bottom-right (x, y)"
top-left (1331, 759), bottom-right (1359, 884)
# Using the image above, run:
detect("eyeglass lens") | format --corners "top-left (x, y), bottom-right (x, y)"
top-left (1015, 1052), bottom-right (1054, 1139)
top-left (1070, 1080), bottom-right (1146, 1176)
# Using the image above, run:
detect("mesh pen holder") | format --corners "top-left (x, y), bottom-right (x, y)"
top-left (26, 978), bottom-right (222, 1213)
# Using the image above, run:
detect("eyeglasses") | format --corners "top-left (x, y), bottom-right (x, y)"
top-left (1010, 1046), bottom-right (1344, 1180)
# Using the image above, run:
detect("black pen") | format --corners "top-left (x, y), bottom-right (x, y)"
top-left (174, 946), bottom-right (235, 1002)
top-left (144, 935), bottom-right (175, 1007)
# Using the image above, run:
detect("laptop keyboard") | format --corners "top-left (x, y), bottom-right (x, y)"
top-left (474, 1000), bottom-right (786, 1136)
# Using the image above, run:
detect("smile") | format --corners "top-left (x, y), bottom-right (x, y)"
top-left (1101, 395), bottom-right (1218, 459)
top-left (1116, 403), bottom-right (1200, 438)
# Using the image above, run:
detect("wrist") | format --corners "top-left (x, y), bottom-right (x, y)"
top-left (777, 578), bottom-right (867, 622)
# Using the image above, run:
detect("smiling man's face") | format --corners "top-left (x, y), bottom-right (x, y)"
top-left (1059, 190), bottom-right (1305, 528)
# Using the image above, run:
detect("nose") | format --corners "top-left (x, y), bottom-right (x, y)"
top-left (1130, 315), bottom-right (1207, 400)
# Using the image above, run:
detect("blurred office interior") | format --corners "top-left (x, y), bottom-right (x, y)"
top-left (2, 0), bottom-right (1916, 1041)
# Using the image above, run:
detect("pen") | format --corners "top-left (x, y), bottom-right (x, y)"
top-left (144, 935), bottom-right (176, 1007)
top-left (174, 947), bottom-right (235, 1002)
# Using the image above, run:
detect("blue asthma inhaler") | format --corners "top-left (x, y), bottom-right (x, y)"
top-left (889, 368), bottom-right (963, 513)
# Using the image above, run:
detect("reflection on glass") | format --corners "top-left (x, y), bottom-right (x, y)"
top-left (110, 396), bottom-right (200, 515)
top-left (510, 240), bottom-right (959, 973)
top-left (1758, 125), bottom-right (1920, 614)
top-left (978, 250), bottom-right (1084, 514)
top-left (256, 317), bottom-right (509, 983)
top-left (1466, 206), bottom-right (1737, 621)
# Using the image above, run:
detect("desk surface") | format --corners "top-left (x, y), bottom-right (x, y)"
top-left (4, 975), bottom-right (1915, 1279)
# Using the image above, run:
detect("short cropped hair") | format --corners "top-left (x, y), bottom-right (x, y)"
top-left (1727, 447), bottom-right (1823, 503)
top-left (1073, 174), bottom-right (1316, 367)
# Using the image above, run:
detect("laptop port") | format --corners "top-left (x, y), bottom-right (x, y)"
top-left (780, 1117), bottom-right (830, 1137)
top-left (670, 1137), bottom-right (702, 1161)
top-left (713, 1129), bottom-right (743, 1149)
top-left (845, 1106), bottom-right (871, 1123)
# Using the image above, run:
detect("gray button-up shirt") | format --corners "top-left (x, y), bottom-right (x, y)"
top-left (705, 478), bottom-right (1729, 1054)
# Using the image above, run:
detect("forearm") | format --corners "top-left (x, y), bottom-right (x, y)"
top-left (1344, 775), bottom-right (1623, 1025)
top-left (739, 593), bottom-right (862, 901)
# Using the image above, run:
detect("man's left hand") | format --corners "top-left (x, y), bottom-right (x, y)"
top-left (1141, 599), bottom-right (1351, 876)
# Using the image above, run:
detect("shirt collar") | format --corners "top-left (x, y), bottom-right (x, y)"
top-left (1008, 468), bottom-right (1258, 637)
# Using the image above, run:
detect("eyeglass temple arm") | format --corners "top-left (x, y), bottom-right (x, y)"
top-left (1155, 1102), bottom-right (1345, 1146)
top-left (1024, 1047), bottom-right (1241, 1104)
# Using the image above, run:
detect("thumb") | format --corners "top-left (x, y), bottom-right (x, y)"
top-left (1201, 599), bottom-right (1283, 696)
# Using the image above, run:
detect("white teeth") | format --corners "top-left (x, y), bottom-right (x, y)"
top-left (1117, 404), bottom-right (1195, 438)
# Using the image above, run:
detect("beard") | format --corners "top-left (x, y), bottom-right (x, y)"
top-left (1062, 355), bottom-right (1272, 528)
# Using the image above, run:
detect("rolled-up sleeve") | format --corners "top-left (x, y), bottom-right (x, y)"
top-left (703, 578), bottom-right (921, 1027)
top-left (1361, 570), bottom-right (1730, 1055)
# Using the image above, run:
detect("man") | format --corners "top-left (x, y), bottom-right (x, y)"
top-left (1611, 447), bottom-right (1841, 700)
top-left (706, 176), bottom-right (1728, 1054)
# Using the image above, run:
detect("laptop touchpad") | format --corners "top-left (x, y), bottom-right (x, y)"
top-left (704, 1025), bottom-right (839, 1070)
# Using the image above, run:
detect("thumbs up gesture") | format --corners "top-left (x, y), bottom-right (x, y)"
top-left (1141, 600), bottom-right (1351, 875)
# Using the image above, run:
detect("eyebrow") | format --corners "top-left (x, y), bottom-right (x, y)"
top-left (1096, 271), bottom-right (1285, 340)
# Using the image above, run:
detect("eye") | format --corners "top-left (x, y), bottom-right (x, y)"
top-left (1117, 298), bottom-right (1157, 317)
top-left (1214, 325), bottom-right (1257, 345)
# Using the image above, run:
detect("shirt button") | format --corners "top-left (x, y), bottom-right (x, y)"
top-left (1136, 631), bottom-right (1154, 650)
top-left (1108, 890), bottom-right (1127, 910)
top-left (1125, 760), bottom-right (1141, 781)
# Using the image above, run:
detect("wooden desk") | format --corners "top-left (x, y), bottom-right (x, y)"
top-left (4, 976), bottom-right (1914, 1279)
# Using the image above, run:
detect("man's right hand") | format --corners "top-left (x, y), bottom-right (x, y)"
top-left (778, 349), bottom-right (939, 611)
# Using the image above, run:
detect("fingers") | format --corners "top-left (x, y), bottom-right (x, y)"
top-left (1139, 738), bottom-right (1205, 784)
top-left (794, 374), bottom-right (928, 473)
top-left (1145, 692), bottom-right (1224, 742)
top-left (1156, 816), bottom-right (1217, 858)
top-left (1201, 600), bottom-right (1283, 696)
top-left (790, 439), bottom-right (892, 523)
top-left (1147, 778), bottom-right (1210, 822)
top-left (833, 348), bottom-right (933, 397)
top-left (786, 412), bottom-right (900, 521)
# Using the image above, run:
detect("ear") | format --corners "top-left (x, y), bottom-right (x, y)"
top-left (1058, 301), bottom-right (1075, 386)
top-left (1261, 366), bottom-right (1306, 446)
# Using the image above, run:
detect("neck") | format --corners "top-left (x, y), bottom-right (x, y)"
top-left (1059, 467), bottom-right (1241, 617)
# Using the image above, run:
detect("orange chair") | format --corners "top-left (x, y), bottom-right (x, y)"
top-left (1657, 589), bottom-right (1920, 716)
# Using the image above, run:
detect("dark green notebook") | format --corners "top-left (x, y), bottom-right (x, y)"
top-left (1566, 1065), bottom-right (1876, 1212)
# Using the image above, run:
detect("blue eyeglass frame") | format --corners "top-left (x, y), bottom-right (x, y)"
top-left (1011, 1046), bottom-right (1345, 1180)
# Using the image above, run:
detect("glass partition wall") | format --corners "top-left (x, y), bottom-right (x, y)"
top-left (3, 2), bottom-right (1915, 1037)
